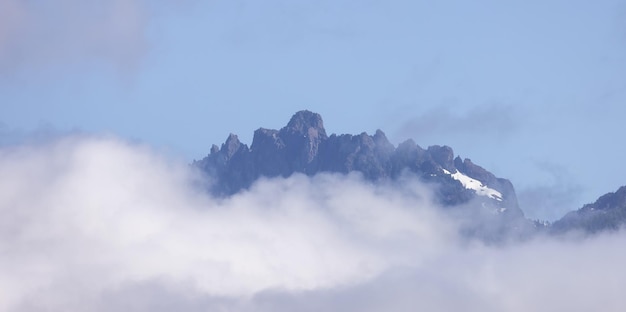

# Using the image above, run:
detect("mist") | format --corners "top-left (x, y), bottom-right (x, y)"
top-left (1, 135), bottom-right (624, 311)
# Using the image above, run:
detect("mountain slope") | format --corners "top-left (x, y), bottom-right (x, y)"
top-left (551, 186), bottom-right (626, 234)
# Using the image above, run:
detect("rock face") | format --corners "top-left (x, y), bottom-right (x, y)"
top-left (551, 186), bottom-right (626, 234)
top-left (194, 110), bottom-right (531, 240)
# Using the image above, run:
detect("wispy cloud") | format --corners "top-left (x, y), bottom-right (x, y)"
top-left (0, 0), bottom-right (148, 75)
top-left (397, 104), bottom-right (521, 142)
top-left (0, 122), bottom-right (76, 147)
top-left (1, 136), bottom-right (625, 311)
top-left (518, 161), bottom-right (583, 221)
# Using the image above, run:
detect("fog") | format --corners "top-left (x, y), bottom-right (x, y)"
top-left (1, 136), bottom-right (624, 311)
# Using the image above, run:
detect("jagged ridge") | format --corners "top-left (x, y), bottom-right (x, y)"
top-left (195, 111), bottom-right (520, 214)
top-left (193, 110), bottom-right (626, 238)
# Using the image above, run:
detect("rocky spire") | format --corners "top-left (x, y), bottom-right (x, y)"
top-left (221, 133), bottom-right (243, 159)
top-left (280, 110), bottom-right (328, 168)
top-left (283, 110), bottom-right (328, 139)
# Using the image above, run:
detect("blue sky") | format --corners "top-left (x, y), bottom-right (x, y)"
top-left (1, 0), bottom-right (625, 220)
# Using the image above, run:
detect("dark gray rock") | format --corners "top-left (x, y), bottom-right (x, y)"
top-left (279, 110), bottom-right (327, 174)
top-left (427, 145), bottom-right (455, 172)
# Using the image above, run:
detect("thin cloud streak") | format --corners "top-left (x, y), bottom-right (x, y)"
top-left (397, 104), bottom-right (521, 142)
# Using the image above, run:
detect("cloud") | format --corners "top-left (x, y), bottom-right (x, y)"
top-left (0, 0), bottom-right (149, 75)
top-left (518, 161), bottom-right (584, 221)
top-left (1, 135), bottom-right (625, 311)
top-left (397, 104), bottom-right (521, 142)
top-left (0, 136), bottom-right (451, 310)
top-left (0, 122), bottom-right (79, 148)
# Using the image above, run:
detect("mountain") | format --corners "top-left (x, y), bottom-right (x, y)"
top-left (551, 186), bottom-right (626, 234)
top-left (193, 110), bottom-right (626, 239)
top-left (194, 110), bottom-right (533, 241)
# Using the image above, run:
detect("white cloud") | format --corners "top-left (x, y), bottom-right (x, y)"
top-left (0, 135), bottom-right (625, 311)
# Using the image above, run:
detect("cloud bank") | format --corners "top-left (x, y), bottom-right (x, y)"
top-left (1, 136), bottom-right (625, 311)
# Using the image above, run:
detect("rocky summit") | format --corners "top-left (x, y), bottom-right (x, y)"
top-left (194, 110), bottom-right (534, 241)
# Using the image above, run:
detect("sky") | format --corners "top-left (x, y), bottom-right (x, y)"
top-left (2, 2), bottom-right (626, 308)
top-left (1, 0), bottom-right (626, 220)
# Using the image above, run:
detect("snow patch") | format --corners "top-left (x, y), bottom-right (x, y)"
top-left (443, 169), bottom-right (503, 201)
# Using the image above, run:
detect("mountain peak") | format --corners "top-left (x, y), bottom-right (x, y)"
top-left (196, 111), bottom-right (517, 206)
top-left (284, 110), bottom-right (327, 138)
top-left (193, 110), bottom-right (626, 240)
top-left (221, 133), bottom-right (243, 158)
top-left (194, 110), bottom-right (532, 241)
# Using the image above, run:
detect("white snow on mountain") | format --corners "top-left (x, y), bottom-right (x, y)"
top-left (443, 169), bottom-right (503, 201)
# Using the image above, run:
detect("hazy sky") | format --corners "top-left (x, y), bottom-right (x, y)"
top-left (2, 0), bottom-right (626, 219)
